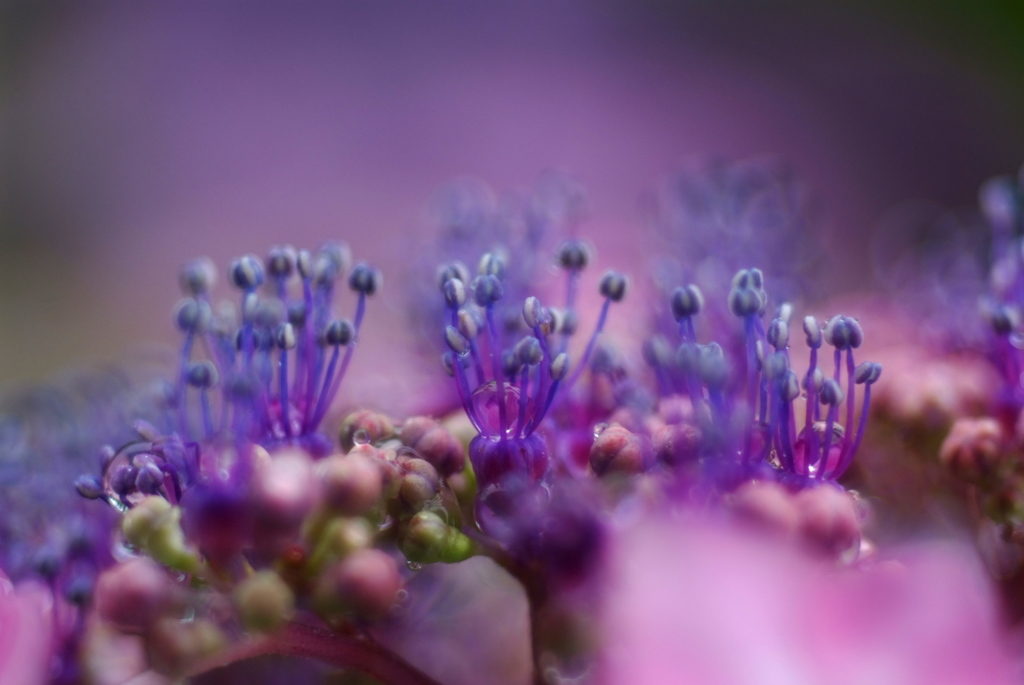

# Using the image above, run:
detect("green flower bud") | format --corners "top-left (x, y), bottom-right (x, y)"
top-left (234, 571), bottom-right (295, 634)
top-left (400, 511), bottom-right (476, 564)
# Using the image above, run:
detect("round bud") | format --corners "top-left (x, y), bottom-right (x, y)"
top-left (437, 262), bottom-right (470, 290)
top-left (515, 336), bottom-right (543, 366)
top-left (824, 315), bottom-right (863, 350)
top-left (179, 257), bottom-right (217, 296)
top-left (599, 271), bottom-right (628, 302)
top-left (234, 571), bottom-right (295, 633)
top-left (523, 296), bottom-right (544, 328)
top-left (296, 249), bottom-right (313, 279)
top-left (319, 455), bottom-right (383, 516)
top-left (275, 323), bottom-right (297, 350)
top-left (185, 361), bottom-right (217, 390)
top-left (652, 422), bottom-right (701, 466)
top-left (819, 378), bottom-right (845, 406)
top-left (230, 254), bottom-right (265, 291)
top-left (324, 319), bottom-right (354, 347)
top-left (75, 475), bottom-right (104, 500)
top-left (557, 240), bottom-right (590, 271)
top-left (590, 425), bottom-right (648, 476)
top-left (314, 549), bottom-right (402, 620)
top-left (443, 278), bottom-right (466, 308)
top-left (550, 352), bottom-right (570, 381)
top-left (766, 318), bottom-right (789, 350)
top-left (472, 274), bottom-right (504, 306)
top-left (339, 410), bottom-right (396, 451)
top-left (670, 284), bottom-right (703, 320)
top-left (477, 252), bottom-right (506, 279)
top-left (803, 315), bottom-right (823, 348)
top-left (853, 361), bottom-right (883, 385)
top-left (728, 284), bottom-right (761, 318)
top-left (457, 309), bottom-right (479, 339)
top-left (348, 263), bottom-right (381, 295)
top-left (266, 246), bottom-right (297, 279)
top-left (445, 325), bottom-right (470, 355)
top-left (148, 617), bottom-right (227, 676)
top-left (781, 370), bottom-right (801, 402)
top-left (400, 419), bottom-right (466, 477)
top-left (94, 558), bottom-right (179, 633)
top-left (794, 486), bottom-right (861, 559)
top-left (400, 511), bottom-right (475, 564)
top-left (174, 298), bottom-right (211, 333)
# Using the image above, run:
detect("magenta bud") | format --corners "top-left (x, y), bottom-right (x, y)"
top-left (339, 410), bottom-right (396, 452)
top-left (400, 418), bottom-right (466, 477)
top-left (319, 454), bottom-right (383, 516)
top-left (651, 422), bottom-right (701, 466)
top-left (590, 425), bottom-right (649, 476)
top-left (94, 558), bottom-right (179, 633)
top-left (314, 549), bottom-right (403, 621)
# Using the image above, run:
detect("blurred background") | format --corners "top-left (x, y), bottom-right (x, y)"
top-left (1, 0), bottom-right (1023, 413)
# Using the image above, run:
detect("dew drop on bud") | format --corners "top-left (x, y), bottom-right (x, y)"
top-left (406, 561), bottom-right (423, 572)
top-left (593, 422), bottom-right (608, 438)
top-left (353, 429), bottom-right (371, 446)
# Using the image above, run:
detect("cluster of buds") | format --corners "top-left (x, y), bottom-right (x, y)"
top-left (66, 249), bottom-right (487, 681)
top-left (83, 406), bottom-right (473, 680)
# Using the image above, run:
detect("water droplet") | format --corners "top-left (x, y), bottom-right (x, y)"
top-left (396, 589), bottom-right (409, 602)
top-left (592, 423), bottom-right (608, 438)
top-left (353, 429), bottom-right (371, 445)
top-left (406, 560), bottom-right (423, 572)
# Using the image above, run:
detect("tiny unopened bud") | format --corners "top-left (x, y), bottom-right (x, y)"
top-left (472, 274), bottom-right (504, 306)
top-left (234, 571), bottom-right (295, 634)
top-left (148, 618), bottom-right (227, 676)
top-left (478, 252), bottom-right (506, 279)
top-left (339, 410), bottom-right (396, 451)
top-left (824, 315), bottom-right (863, 350)
top-left (319, 455), bottom-right (383, 516)
top-left (590, 425), bottom-right (648, 476)
top-left (794, 486), bottom-right (861, 559)
top-left (348, 263), bottom-right (381, 295)
top-left (230, 254), bottom-right (265, 291)
top-left (819, 378), bottom-right (845, 406)
top-left (400, 511), bottom-right (476, 564)
top-left (940, 417), bottom-right (1004, 481)
top-left (400, 417), bottom-right (466, 477)
top-left (94, 558), bottom-right (179, 633)
top-left (179, 257), bottom-right (217, 296)
top-left (523, 296), bottom-right (544, 328)
top-left (550, 353), bottom-right (570, 381)
top-left (557, 239), bottom-right (590, 271)
top-left (313, 549), bottom-right (403, 620)
top-left (599, 271), bottom-right (627, 302)
top-left (670, 285), bottom-right (703, 320)
top-left (443, 278), bottom-right (466, 308)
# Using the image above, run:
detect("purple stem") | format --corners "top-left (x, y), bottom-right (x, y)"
top-left (186, 621), bottom-right (444, 685)
top-left (562, 297), bottom-right (611, 395)
top-left (485, 305), bottom-right (508, 442)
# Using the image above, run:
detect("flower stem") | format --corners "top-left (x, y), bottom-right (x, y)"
top-left (186, 620), bottom-right (445, 685)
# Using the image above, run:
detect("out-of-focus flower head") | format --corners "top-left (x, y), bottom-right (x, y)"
top-left (600, 517), bottom-right (1018, 685)
top-left (871, 200), bottom-right (989, 350)
top-left (67, 247), bottom-right (476, 685)
top-left (647, 159), bottom-right (824, 339)
top-left (0, 369), bottom-right (166, 683)
top-left (641, 268), bottom-right (882, 493)
top-left (406, 174), bottom-right (588, 403)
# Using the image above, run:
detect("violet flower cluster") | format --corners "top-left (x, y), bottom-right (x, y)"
top-left (5, 168), bottom-right (1024, 685)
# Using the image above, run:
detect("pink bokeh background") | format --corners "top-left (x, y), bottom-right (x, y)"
top-left (2, 2), bottom-right (1022, 413)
